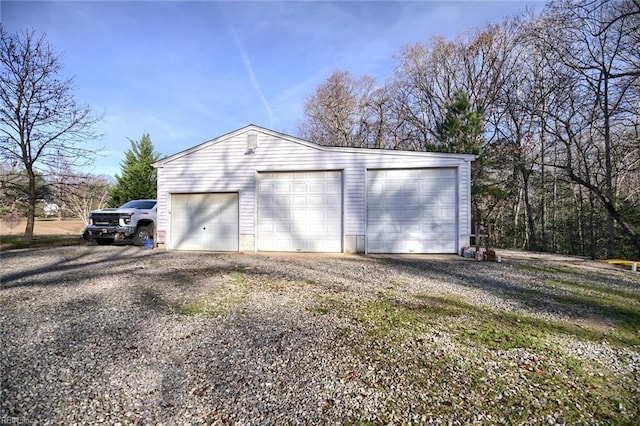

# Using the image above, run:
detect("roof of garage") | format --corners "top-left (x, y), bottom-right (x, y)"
top-left (152, 124), bottom-right (477, 167)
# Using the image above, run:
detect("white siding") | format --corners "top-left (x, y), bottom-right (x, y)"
top-left (155, 125), bottom-right (475, 253)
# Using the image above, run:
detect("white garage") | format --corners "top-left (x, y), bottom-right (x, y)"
top-left (153, 125), bottom-right (475, 254)
top-left (257, 171), bottom-right (342, 252)
top-left (367, 168), bottom-right (457, 253)
top-left (170, 193), bottom-right (238, 251)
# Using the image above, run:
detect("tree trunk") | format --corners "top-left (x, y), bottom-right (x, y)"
top-left (540, 119), bottom-right (547, 252)
top-left (522, 169), bottom-right (538, 251)
top-left (588, 191), bottom-right (597, 260)
top-left (513, 187), bottom-right (522, 248)
top-left (23, 168), bottom-right (36, 241)
top-left (603, 71), bottom-right (615, 258)
top-left (576, 186), bottom-right (585, 256)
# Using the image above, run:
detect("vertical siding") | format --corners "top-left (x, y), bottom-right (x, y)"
top-left (343, 166), bottom-right (365, 235)
top-left (458, 161), bottom-right (472, 236)
top-left (155, 128), bottom-right (474, 249)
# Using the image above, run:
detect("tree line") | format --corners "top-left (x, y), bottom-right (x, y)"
top-left (298, 0), bottom-right (640, 259)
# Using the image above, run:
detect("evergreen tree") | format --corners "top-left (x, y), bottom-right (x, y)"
top-left (434, 90), bottom-right (496, 245)
top-left (109, 134), bottom-right (160, 206)
top-left (434, 90), bottom-right (483, 155)
top-left (0, 168), bottom-right (51, 216)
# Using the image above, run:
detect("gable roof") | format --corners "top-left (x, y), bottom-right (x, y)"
top-left (153, 124), bottom-right (476, 168)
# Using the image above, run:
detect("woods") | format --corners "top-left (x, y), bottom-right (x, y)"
top-left (298, 0), bottom-right (640, 259)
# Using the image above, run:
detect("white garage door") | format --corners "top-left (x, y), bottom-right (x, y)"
top-left (258, 171), bottom-right (342, 252)
top-left (367, 168), bottom-right (457, 253)
top-left (170, 193), bottom-right (238, 251)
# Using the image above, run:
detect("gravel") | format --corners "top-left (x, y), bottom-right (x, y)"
top-left (1, 245), bottom-right (638, 424)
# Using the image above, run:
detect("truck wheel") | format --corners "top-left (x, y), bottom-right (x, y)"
top-left (134, 225), bottom-right (152, 246)
top-left (96, 238), bottom-right (114, 246)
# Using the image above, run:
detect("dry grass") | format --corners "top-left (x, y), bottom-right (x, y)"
top-left (0, 219), bottom-right (86, 236)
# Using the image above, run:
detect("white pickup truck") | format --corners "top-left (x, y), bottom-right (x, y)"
top-left (84, 199), bottom-right (156, 246)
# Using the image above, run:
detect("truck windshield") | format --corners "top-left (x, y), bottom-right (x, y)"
top-left (120, 200), bottom-right (156, 209)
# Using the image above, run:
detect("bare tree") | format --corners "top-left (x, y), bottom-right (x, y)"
top-left (60, 174), bottom-right (111, 223)
top-left (46, 153), bottom-right (111, 222)
top-left (0, 27), bottom-right (102, 240)
top-left (490, 13), bottom-right (562, 252)
top-left (391, 37), bottom-right (456, 150)
top-left (537, 0), bottom-right (640, 256)
top-left (298, 71), bottom-right (384, 148)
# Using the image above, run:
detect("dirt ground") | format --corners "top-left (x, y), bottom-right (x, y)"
top-left (0, 219), bottom-right (86, 236)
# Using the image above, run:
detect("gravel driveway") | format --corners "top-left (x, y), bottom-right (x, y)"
top-left (1, 245), bottom-right (639, 424)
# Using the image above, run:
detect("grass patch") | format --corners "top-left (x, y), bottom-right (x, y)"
top-left (342, 290), bottom-right (640, 424)
top-left (175, 271), bottom-right (252, 317)
top-left (175, 293), bottom-right (246, 317)
top-left (541, 280), bottom-right (640, 347)
top-left (511, 263), bottom-right (571, 274)
top-left (0, 234), bottom-right (84, 250)
top-left (356, 289), bottom-right (640, 350)
top-left (456, 311), bottom-right (547, 350)
top-left (175, 270), bottom-right (319, 317)
top-left (548, 279), bottom-right (640, 307)
top-left (228, 271), bottom-right (251, 286)
top-left (355, 295), bottom-right (551, 351)
top-left (308, 296), bottom-right (346, 316)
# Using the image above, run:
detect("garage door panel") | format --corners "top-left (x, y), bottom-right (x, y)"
top-left (275, 197), bottom-right (289, 207)
top-left (367, 168), bottom-right (457, 254)
top-left (258, 196), bottom-right (274, 208)
top-left (275, 183), bottom-right (290, 192)
top-left (258, 171), bottom-right (342, 252)
top-left (308, 183), bottom-right (324, 193)
top-left (307, 196), bottom-right (324, 207)
top-left (292, 183), bottom-right (308, 192)
top-left (170, 193), bottom-right (238, 251)
top-left (292, 196), bottom-right (307, 207)
top-left (275, 210), bottom-right (290, 219)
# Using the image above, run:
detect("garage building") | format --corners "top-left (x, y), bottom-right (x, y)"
top-left (153, 125), bottom-right (475, 254)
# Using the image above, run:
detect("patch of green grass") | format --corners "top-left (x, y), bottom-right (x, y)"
top-left (176, 272), bottom-right (252, 317)
top-left (308, 296), bottom-right (346, 316)
top-left (176, 270), bottom-right (319, 317)
top-left (355, 295), bottom-right (547, 351)
top-left (228, 271), bottom-right (250, 285)
top-left (542, 279), bottom-right (640, 346)
top-left (343, 292), bottom-right (640, 424)
top-left (455, 311), bottom-right (547, 350)
top-left (175, 293), bottom-right (246, 317)
top-left (511, 263), bottom-right (571, 274)
top-left (311, 306), bottom-right (331, 315)
top-left (0, 235), bottom-right (84, 250)
top-left (547, 279), bottom-right (640, 308)
top-left (357, 289), bottom-right (640, 350)
top-left (352, 295), bottom-right (466, 346)
top-left (547, 277), bottom-right (640, 299)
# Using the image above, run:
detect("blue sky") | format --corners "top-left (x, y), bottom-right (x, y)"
top-left (2, 0), bottom-right (542, 178)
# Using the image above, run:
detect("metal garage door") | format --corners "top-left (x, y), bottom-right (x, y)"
top-left (367, 168), bottom-right (457, 253)
top-left (258, 171), bottom-right (342, 252)
top-left (170, 193), bottom-right (238, 251)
